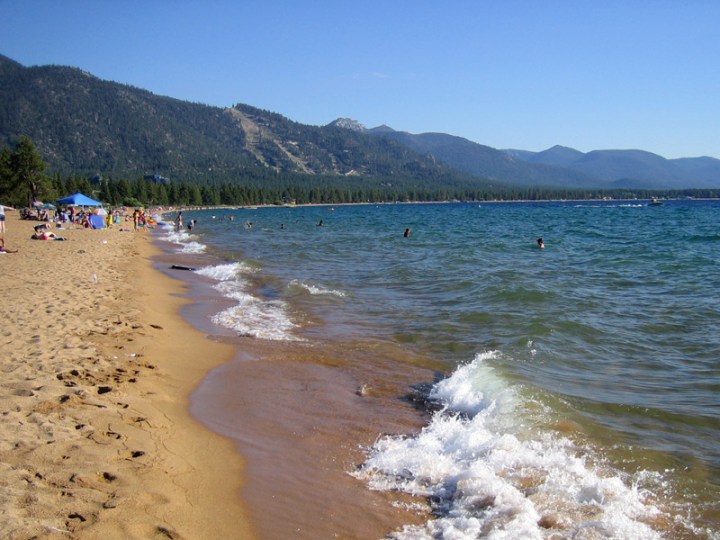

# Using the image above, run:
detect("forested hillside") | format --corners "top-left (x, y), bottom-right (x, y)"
top-left (0, 55), bottom-right (252, 179)
top-left (0, 54), bottom-right (478, 191)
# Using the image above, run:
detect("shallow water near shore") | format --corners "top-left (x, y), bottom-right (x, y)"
top-left (157, 200), bottom-right (719, 539)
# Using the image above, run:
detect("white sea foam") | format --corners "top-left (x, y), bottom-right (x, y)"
top-left (289, 279), bottom-right (347, 297)
top-left (353, 352), bottom-right (666, 539)
top-left (195, 262), bottom-right (253, 281)
top-left (157, 216), bottom-right (298, 341)
top-left (197, 263), bottom-right (300, 341)
top-left (158, 220), bottom-right (207, 253)
top-left (178, 241), bottom-right (206, 254)
top-left (573, 203), bottom-right (646, 208)
top-left (211, 296), bottom-right (299, 341)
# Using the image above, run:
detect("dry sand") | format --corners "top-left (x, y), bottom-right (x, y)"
top-left (0, 211), bottom-right (255, 539)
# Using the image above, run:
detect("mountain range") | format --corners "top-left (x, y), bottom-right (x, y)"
top-left (2, 54), bottom-right (718, 191)
top-left (339, 120), bottom-right (719, 190)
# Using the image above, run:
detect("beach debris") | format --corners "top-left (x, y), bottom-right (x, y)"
top-left (156, 525), bottom-right (179, 539)
top-left (101, 472), bottom-right (117, 482)
top-left (170, 264), bottom-right (196, 271)
top-left (45, 526), bottom-right (72, 534)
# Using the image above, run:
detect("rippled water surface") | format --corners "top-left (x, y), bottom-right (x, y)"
top-left (165, 199), bottom-right (720, 538)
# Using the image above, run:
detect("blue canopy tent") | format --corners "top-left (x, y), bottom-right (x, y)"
top-left (56, 192), bottom-right (103, 206)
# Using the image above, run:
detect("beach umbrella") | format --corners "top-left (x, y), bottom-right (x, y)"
top-left (40, 203), bottom-right (56, 209)
top-left (56, 192), bottom-right (102, 206)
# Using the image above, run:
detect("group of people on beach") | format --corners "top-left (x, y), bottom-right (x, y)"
top-left (0, 202), bottom-right (168, 254)
top-left (133, 208), bottom-right (150, 231)
top-left (23, 205), bottom-right (109, 228)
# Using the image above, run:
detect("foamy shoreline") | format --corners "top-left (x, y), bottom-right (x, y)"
top-left (0, 211), bottom-right (255, 538)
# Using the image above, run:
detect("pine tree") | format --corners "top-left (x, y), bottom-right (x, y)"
top-left (4, 136), bottom-right (49, 206)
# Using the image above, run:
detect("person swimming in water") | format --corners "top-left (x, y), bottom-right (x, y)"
top-left (537, 238), bottom-right (545, 249)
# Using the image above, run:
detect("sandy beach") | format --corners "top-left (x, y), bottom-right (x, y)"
top-left (0, 211), bottom-right (255, 539)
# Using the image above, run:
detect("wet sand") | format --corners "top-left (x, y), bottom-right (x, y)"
top-left (192, 339), bottom-right (435, 539)
top-left (152, 241), bottom-right (438, 539)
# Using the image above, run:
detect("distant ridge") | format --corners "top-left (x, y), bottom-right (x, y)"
top-left (364, 130), bottom-right (601, 188)
top-left (335, 117), bottom-right (720, 189)
top-left (526, 145), bottom-right (586, 167)
top-left (509, 146), bottom-right (720, 189)
top-left (335, 120), bottom-right (720, 189)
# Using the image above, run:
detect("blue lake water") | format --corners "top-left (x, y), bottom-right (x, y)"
top-left (160, 199), bottom-right (719, 539)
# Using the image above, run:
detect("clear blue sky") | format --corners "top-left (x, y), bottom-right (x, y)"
top-left (2, 1), bottom-right (718, 159)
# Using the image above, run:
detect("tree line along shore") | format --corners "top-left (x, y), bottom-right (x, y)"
top-left (3, 136), bottom-right (718, 210)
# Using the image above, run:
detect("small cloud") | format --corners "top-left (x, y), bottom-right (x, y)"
top-left (372, 72), bottom-right (389, 79)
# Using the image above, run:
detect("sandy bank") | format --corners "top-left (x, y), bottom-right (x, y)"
top-left (0, 212), bottom-right (254, 539)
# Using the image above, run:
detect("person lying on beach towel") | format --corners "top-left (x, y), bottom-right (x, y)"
top-left (31, 224), bottom-right (65, 241)
top-left (31, 231), bottom-right (65, 240)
